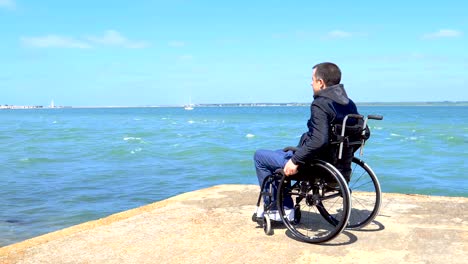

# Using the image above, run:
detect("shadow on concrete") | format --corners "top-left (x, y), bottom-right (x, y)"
top-left (254, 217), bottom-right (384, 244)
top-left (350, 220), bottom-right (385, 232)
top-left (284, 229), bottom-right (358, 246)
top-left (320, 231), bottom-right (358, 246)
top-left (253, 219), bottom-right (288, 237)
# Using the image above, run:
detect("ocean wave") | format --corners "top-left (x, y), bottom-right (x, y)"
top-left (130, 148), bottom-right (143, 154)
top-left (123, 137), bottom-right (142, 141)
top-left (245, 133), bottom-right (255, 138)
top-left (18, 157), bottom-right (60, 163)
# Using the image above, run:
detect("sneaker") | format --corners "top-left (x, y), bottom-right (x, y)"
top-left (285, 207), bottom-right (295, 221)
top-left (267, 207), bottom-right (295, 222)
top-left (266, 210), bottom-right (281, 221)
top-left (253, 206), bottom-right (264, 219)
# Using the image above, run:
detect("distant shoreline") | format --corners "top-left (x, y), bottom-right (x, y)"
top-left (1, 101), bottom-right (468, 109)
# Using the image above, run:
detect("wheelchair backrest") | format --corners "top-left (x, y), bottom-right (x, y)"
top-left (330, 122), bottom-right (370, 147)
top-left (326, 114), bottom-right (382, 180)
top-left (329, 116), bottom-right (371, 161)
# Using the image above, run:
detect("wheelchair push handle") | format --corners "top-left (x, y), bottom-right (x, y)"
top-left (358, 114), bottom-right (383, 156)
top-left (346, 114), bottom-right (364, 120)
top-left (367, 115), bottom-right (383, 120)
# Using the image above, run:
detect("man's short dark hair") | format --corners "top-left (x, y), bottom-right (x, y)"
top-left (313, 62), bottom-right (341, 87)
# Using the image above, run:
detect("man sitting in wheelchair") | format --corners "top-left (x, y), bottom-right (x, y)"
top-left (253, 62), bottom-right (366, 223)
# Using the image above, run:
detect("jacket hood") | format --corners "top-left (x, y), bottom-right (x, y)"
top-left (314, 84), bottom-right (350, 105)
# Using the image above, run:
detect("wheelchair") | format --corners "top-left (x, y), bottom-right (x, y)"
top-left (252, 114), bottom-right (383, 243)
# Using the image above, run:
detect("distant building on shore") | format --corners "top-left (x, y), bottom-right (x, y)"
top-left (0, 105), bottom-right (44, 109)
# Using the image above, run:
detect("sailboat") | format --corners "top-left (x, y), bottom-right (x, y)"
top-left (184, 97), bottom-right (194, 110)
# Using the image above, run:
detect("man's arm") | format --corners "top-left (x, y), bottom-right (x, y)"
top-left (284, 159), bottom-right (299, 176)
top-left (290, 102), bottom-right (330, 166)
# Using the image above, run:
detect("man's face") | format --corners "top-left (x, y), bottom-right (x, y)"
top-left (311, 68), bottom-right (324, 95)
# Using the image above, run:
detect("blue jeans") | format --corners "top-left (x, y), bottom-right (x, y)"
top-left (254, 149), bottom-right (294, 209)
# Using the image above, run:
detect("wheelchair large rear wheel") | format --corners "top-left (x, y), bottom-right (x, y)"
top-left (319, 157), bottom-right (382, 229)
top-left (347, 157), bottom-right (382, 228)
top-left (277, 160), bottom-right (351, 244)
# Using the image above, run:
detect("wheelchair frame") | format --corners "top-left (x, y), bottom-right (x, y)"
top-left (253, 114), bottom-right (383, 243)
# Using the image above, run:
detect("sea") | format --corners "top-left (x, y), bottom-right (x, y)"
top-left (1, 105), bottom-right (467, 246)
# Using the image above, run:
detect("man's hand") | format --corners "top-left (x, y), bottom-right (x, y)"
top-left (284, 159), bottom-right (299, 176)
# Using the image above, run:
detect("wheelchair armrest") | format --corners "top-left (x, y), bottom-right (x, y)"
top-left (274, 168), bottom-right (286, 176)
top-left (283, 146), bottom-right (298, 152)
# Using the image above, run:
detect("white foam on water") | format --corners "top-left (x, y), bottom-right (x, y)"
top-left (130, 148), bottom-right (142, 154)
top-left (188, 120), bottom-right (195, 124)
top-left (246, 133), bottom-right (255, 138)
top-left (124, 137), bottom-right (142, 141)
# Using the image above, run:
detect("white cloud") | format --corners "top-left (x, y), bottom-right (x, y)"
top-left (423, 29), bottom-right (463, 39)
top-left (86, 30), bottom-right (149, 48)
top-left (20, 35), bottom-right (92, 49)
top-left (0, 0), bottom-right (15, 9)
top-left (20, 30), bottom-right (150, 49)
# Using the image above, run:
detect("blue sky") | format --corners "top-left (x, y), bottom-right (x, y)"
top-left (1, 0), bottom-right (467, 106)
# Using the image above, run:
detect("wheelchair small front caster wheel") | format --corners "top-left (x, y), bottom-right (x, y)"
top-left (263, 215), bottom-right (273, 235)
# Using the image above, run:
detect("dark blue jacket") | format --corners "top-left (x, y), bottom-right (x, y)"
top-left (291, 84), bottom-right (359, 168)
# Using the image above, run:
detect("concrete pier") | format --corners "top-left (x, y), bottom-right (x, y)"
top-left (1, 184), bottom-right (467, 264)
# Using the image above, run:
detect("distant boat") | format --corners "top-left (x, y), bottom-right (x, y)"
top-left (184, 97), bottom-right (194, 110)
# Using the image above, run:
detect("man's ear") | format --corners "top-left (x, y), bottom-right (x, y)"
top-left (318, 79), bottom-right (325, 89)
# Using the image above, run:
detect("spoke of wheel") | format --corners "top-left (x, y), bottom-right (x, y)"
top-left (350, 180), bottom-right (373, 190)
top-left (350, 196), bottom-right (372, 219)
top-left (349, 170), bottom-right (366, 189)
top-left (352, 194), bottom-right (375, 208)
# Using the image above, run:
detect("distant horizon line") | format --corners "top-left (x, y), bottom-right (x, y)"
top-left (50, 100), bottom-right (468, 107)
top-left (2, 101), bottom-right (468, 109)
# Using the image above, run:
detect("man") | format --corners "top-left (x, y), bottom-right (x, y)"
top-left (253, 62), bottom-right (359, 220)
